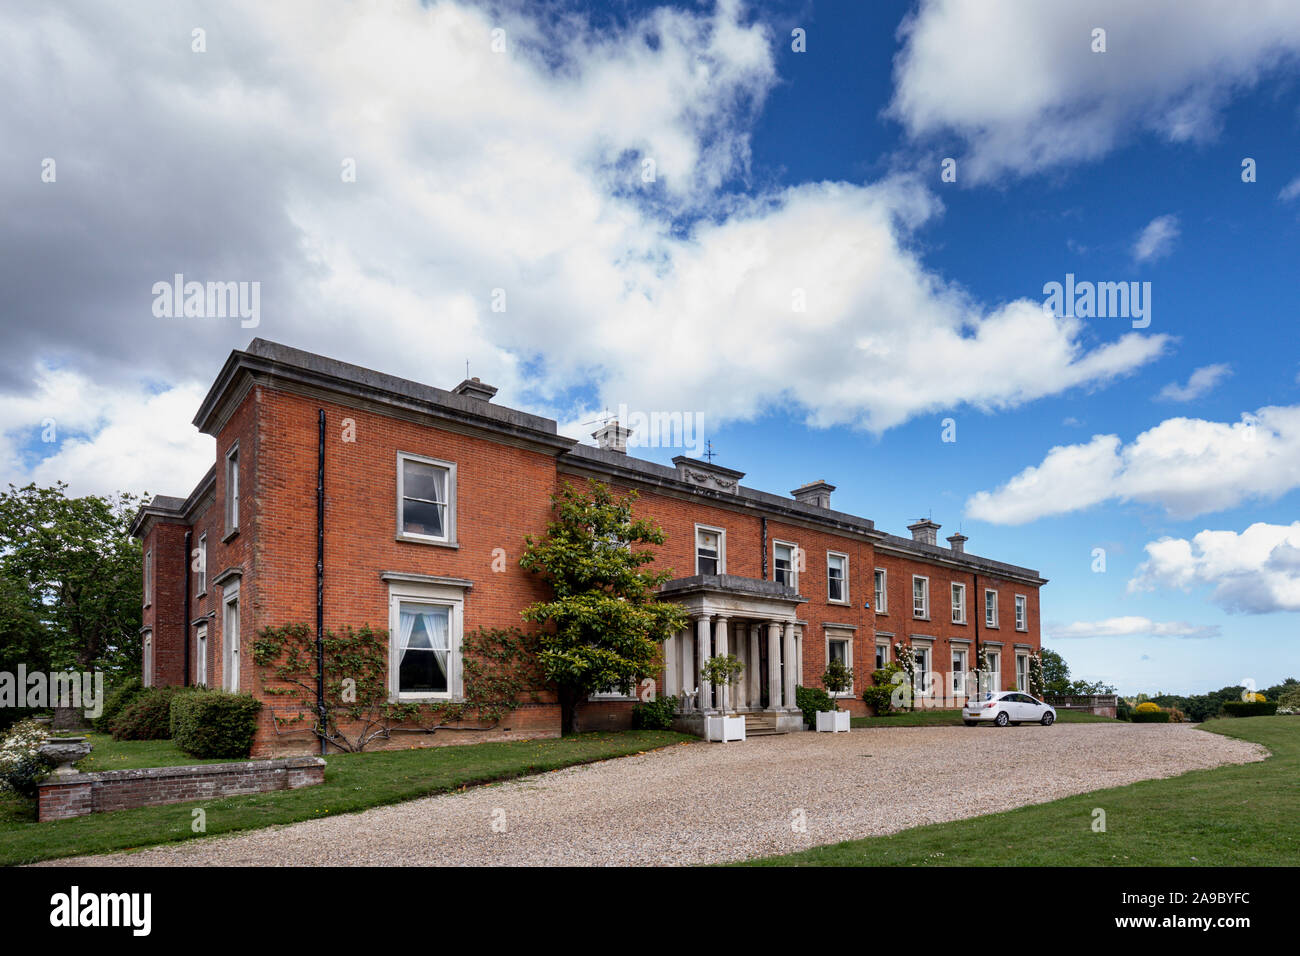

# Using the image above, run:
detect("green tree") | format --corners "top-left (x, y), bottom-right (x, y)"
top-left (519, 479), bottom-right (689, 735)
top-left (0, 483), bottom-right (143, 676)
top-left (1040, 647), bottom-right (1071, 695)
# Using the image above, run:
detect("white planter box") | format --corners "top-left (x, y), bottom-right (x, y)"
top-left (705, 715), bottom-right (746, 742)
top-left (815, 709), bottom-right (851, 733)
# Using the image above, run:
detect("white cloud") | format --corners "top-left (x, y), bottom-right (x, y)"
top-left (1279, 176), bottom-right (1300, 201)
top-left (967, 404), bottom-right (1300, 523)
top-left (890, 0), bottom-right (1300, 181)
top-left (1047, 617), bottom-right (1220, 639)
top-left (1129, 522), bottom-right (1300, 614)
top-left (1133, 214), bottom-right (1180, 263)
top-left (1157, 362), bottom-right (1231, 401)
top-left (0, 364), bottom-right (213, 498)
top-left (0, 0), bottom-right (1171, 496)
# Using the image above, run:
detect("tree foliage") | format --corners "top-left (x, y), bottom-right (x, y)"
top-left (0, 483), bottom-right (143, 679)
top-left (519, 479), bottom-right (689, 734)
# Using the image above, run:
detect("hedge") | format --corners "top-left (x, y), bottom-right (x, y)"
top-left (169, 690), bottom-right (263, 759)
top-left (630, 695), bottom-right (679, 731)
top-left (110, 686), bottom-right (179, 740)
top-left (1131, 709), bottom-right (1171, 723)
top-left (1221, 700), bottom-right (1278, 718)
top-left (93, 676), bottom-right (144, 734)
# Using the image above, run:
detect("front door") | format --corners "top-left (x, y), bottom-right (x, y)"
top-left (757, 631), bottom-right (770, 709)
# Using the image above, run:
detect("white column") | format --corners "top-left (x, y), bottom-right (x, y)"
top-left (767, 621), bottom-right (781, 711)
top-left (664, 629), bottom-right (678, 698)
top-left (696, 615), bottom-right (712, 713)
top-left (748, 624), bottom-right (761, 709)
top-left (783, 622), bottom-right (798, 710)
top-left (681, 625), bottom-right (695, 711)
top-left (715, 616), bottom-right (730, 713)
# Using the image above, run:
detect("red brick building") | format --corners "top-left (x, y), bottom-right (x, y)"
top-left (131, 339), bottom-right (1046, 754)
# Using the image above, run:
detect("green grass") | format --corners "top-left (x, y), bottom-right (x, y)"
top-left (0, 730), bottom-right (693, 866)
top-left (850, 708), bottom-right (1115, 728)
top-left (740, 716), bottom-right (1298, 866)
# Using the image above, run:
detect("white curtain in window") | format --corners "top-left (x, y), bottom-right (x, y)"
top-left (422, 609), bottom-right (449, 677)
top-left (398, 607), bottom-right (418, 664)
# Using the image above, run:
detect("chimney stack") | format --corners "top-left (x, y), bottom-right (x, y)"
top-left (947, 532), bottom-right (968, 554)
top-left (907, 518), bottom-right (941, 546)
top-left (451, 377), bottom-right (498, 402)
top-left (592, 420), bottom-right (632, 454)
top-left (792, 480), bottom-right (835, 510)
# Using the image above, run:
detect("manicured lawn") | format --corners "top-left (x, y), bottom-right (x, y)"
top-left (740, 716), bottom-right (1297, 866)
top-left (850, 708), bottom-right (1115, 728)
top-left (0, 730), bottom-right (693, 866)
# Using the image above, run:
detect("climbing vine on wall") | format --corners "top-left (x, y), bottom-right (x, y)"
top-left (252, 623), bottom-right (543, 752)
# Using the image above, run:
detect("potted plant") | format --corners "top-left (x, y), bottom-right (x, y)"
top-left (815, 658), bottom-right (853, 732)
top-left (701, 654), bottom-right (745, 742)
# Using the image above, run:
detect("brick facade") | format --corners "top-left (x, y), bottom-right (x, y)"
top-left (132, 339), bottom-right (1047, 754)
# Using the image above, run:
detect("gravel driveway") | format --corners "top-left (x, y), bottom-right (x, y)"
top-left (49, 723), bottom-right (1265, 867)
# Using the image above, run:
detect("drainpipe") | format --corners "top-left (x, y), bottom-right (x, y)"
top-left (760, 517), bottom-right (768, 580)
top-left (316, 409), bottom-right (327, 756)
top-left (183, 530), bottom-right (192, 687)
top-left (972, 571), bottom-right (980, 700)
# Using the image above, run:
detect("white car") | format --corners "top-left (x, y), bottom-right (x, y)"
top-left (963, 691), bottom-right (1056, 727)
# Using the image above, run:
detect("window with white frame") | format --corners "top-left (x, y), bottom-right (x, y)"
top-left (827, 552), bottom-right (848, 603)
top-left (1016, 653), bottom-right (1030, 693)
top-left (142, 630), bottom-right (153, 686)
top-left (912, 575), bottom-right (929, 618)
top-left (773, 541), bottom-right (797, 589)
top-left (874, 568), bottom-right (887, 613)
top-left (222, 588), bottom-right (240, 692)
top-left (875, 642), bottom-right (890, 670)
top-left (397, 452), bottom-right (456, 544)
top-left (985, 589), bottom-right (999, 628)
top-left (952, 647), bottom-right (968, 697)
top-left (951, 582), bottom-right (966, 624)
top-left (1015, 594), bottom-right (1027, 631)
top-left (695, 526), bottom-right (724, 575)
top-left (912, 645), bottom-right (931, 696)
top-left (826, 632), bottom-right (853, 694)
top-left (387, 580), bottom-right (466, 700)
top-left (983, 648), bottom-right (1001, 691)
top-left (195, 625), bottom-right (208, 687)
top-left (143, 548), bottom-right (152, 607)
top-left (225, 444), bottom-right (239, 534)
top-left (196, 533), bottom-right (207, 594)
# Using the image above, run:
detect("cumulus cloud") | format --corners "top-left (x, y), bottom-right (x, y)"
top-left (1, 0), bottom-right (1170, 496)
top-left (1157, 363), bottom-right (1231, 401)
top-left (1279, 176), bottom-right (1300, 201)
top-left (890, 0), bottom-right (1300, 181)
top-left (1047, 617), bottom-right (1220, 639)
top-left (1133, 214), bottom-right (1180, 263)
top-left (966, 405), bottom-right (1300, 523)
top-left (1129, 522), bottom-right (1300, 614)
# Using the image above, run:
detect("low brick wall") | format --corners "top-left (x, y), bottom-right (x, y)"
top-left (37, 756), bottom-right (326, 822)
top-left (1046, 695), bottom-right (1119, 719)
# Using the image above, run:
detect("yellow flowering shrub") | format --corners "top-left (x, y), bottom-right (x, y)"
top-left (1135, 701), bottom-right (1162, 713)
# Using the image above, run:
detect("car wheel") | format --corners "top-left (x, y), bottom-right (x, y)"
top-left (1041, 712), bottom-right (1055, 726)
top-left (963, 720), bottom-right (977, 727)
top-left (994, 711), bottom-right (1009, 727)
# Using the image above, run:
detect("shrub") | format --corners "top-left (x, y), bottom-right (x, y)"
top-left (1166, 706), bottom-right (1187, 723)
top-left (1221, 700), bottom-right (1278, 718)
top-left (110, 686), bottom-right (179, 740)
top-left (169, 690), bottom-right (262, 759)
top-left (862, 662), bottom-right (905, 715)
top-left (94, 676), bottom-right (144, 734)
top-left (630, 695), bottom-right (679, 731)
top-left (1244, 692), bottom-right (1267, 703)
top-left (1134, 701), bottom-right (1161, 713)
top-left (1131, 708), bottom-right (1171, 723)
top-left (796, 685), bottom-right (835, 728)
top-left (1116, 699), bottom-right (1132, 721)
top-left (0, 718), bottom-right (52, 797)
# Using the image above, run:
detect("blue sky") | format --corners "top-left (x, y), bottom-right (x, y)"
top-left (3, 0), bottom-right (1299, 694)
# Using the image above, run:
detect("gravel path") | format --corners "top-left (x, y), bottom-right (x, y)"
top-left (49, 723), bottom-right (1264, 867)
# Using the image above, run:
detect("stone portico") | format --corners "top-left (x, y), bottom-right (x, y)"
top-left (659, 574), bottom-right (808, 736)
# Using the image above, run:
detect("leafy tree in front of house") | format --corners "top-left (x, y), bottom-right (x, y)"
top-left (0, 483), bottom-right (143, 678)
top-left (520, 479), bottom-right (689, 735)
